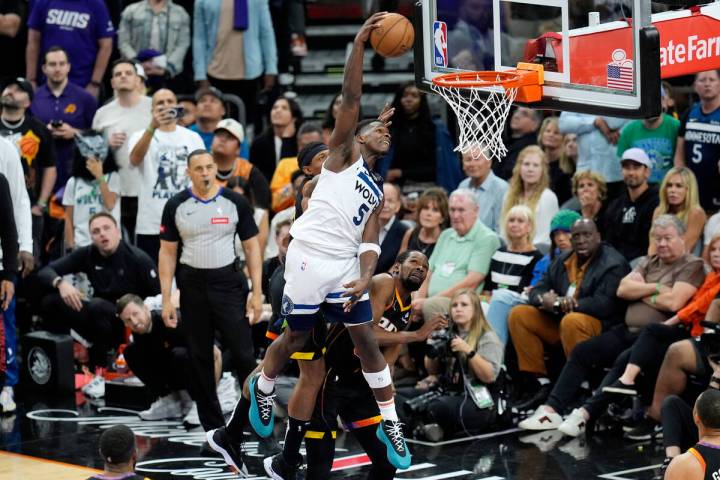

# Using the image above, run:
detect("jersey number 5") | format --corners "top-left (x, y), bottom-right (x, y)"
top-left (353, 204), bottom-right (370, 226)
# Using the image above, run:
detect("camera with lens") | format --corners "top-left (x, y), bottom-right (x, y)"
top-left (403, 386), bottom-right (445, 416)
top-left (426, 315), bottom-right (454, 359)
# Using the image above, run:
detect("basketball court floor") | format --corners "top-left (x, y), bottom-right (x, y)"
top-left (0, 390), bottom-right (666, 480)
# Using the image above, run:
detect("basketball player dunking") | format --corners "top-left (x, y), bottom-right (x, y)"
top-left (245, 12), bottom-right (411, 470)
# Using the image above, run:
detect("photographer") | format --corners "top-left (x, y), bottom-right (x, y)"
top-left (128, 88), bottom-right (204, 263)
top-left (396, 289), bottom-right (504, 441)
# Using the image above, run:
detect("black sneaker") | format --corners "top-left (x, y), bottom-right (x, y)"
top-left (602, 380), bottom-right (638, 396)
top-left (514, 383), bottom-right (552, 412)
top-left (206, 427), bottom-right (248, 475)
top-left (624, 417), bottom-right (663, 441)
top-left (263, 453), bottom-right (304, 480)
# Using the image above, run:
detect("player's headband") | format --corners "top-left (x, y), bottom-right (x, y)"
top-left (298, 142), bottom-right (329, 169)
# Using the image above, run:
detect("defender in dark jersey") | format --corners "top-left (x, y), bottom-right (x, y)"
top-left (264, 250), bottom-right (447, 479)
top-left (666, 389), bottom-right (720, 480)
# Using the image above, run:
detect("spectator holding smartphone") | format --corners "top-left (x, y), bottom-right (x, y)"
top-left (128, 88), bottom-right (204, 263)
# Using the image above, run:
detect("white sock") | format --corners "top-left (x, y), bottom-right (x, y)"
top-left (377, 398), bottom-right (399, 422)
top-left (257, 369), bottom-right (276, 394)
top-left (537, 377), bottom-right (551, 386)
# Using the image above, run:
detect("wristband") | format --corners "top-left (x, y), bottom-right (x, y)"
top-left (358, 242), bottom-right (381, 257)
top-left (90, 80), bottom-right (101, 87)
top-left (146, 126), bottom-right (156, 136)
top-left (52, 276), bottom-right (63, 289)
top-left (651, 294), bottom-right (658, 305)
top-left (655, 283), bottom-right (661, 294)
top-left (467, 350), bottom-right (477, 360)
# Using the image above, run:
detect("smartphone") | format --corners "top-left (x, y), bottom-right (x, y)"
top-left (51, 120), bottom-right (63, 128)
top-left (167, 106), bottom-right (185, 119)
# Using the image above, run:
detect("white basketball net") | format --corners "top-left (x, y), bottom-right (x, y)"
top-left (432, 80), bottom-right (518, 162)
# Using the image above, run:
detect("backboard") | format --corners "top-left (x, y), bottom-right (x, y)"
top-left (414, 0), bottom-right (662, 118)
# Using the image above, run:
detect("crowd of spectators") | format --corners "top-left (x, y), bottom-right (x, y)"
top-left (0, 3), bottom-right (719, 477)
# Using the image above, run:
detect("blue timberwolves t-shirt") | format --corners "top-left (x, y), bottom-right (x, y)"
top-left (680, 103), bottom-right (720, 211)
top-left (28, 0), bottom-right (114, 87)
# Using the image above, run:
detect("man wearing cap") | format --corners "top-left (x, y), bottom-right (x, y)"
top-left (617, 86), bottom-right (680, 185)
top-left (211, 117), bottom-right (270, 209)
top-left (92, 59), bottom-right (152, 241)
top-left (0, 77), bottom-right (55, 262)
top-left (128, 88), bottom-right (204, 264)
top-left (190, 87), bottom-right (222, 147)
top-left (603, 147), bottom-right (660, 264)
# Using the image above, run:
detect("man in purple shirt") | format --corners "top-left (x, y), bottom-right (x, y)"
top-left (30, 47), bottom-right (97, 191)
top-left (26, 0), bottom-right (114, 97)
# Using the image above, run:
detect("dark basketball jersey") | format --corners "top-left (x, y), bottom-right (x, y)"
top-left (324, 287), bottom-right (412, 377)
top-left (689, 442), bottom-right (720, 480)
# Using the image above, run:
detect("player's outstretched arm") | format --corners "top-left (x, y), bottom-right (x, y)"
top-left (326, 12), bottom-right (388, 171)
top-left (342, 200), bottom-right (383, 311)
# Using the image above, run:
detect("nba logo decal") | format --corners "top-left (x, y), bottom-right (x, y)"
top-left (433, 21), bottom-right (448, 68)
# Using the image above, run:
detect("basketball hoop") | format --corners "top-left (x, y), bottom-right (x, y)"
top-left (431, 63), bottom-right (544, 162)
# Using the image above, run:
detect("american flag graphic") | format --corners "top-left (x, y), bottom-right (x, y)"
top-left (607, 64), bottom-right (634, 91)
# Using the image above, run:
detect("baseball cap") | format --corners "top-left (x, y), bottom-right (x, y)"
top-left (4, 77), bottom-right (33, 101)
top-left (196, 86), bottom-right (224, 103)
top-left (621, 147), bottom-right (652, 169)
top-left (135, 63), bottom-right (147, 80)
top-left (215, 118), bottom-right (244, 144)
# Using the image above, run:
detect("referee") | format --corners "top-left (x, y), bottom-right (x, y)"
top-left (159, 149), bottom-right (262, 432)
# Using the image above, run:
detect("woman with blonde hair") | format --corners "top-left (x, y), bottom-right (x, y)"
top-left (501, 145), bottom-right (559, 252)
top-left (648, 167), bottom-right (706, 255)
top-left (539, 117), bottom-right (574, 204)
top-left (483, 205), bottom-right (543, 344)
top-left (399, 187), bottom-right (449, 258)
top-left (397, 289), bottom-right (504, 440)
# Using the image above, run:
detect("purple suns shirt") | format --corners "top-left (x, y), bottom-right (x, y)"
top-left (31, 82), bottom-right (97, 190)
top-left (28, 0), bottom-right (114, 87)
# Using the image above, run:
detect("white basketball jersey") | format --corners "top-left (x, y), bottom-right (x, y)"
top-left (290, 157), bottom-right (384, 258)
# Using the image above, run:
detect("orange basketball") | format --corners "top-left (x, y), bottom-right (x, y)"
top-left (370, 13), bottom-right (414, 58)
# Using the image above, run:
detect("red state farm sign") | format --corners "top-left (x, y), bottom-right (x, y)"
top-left (551, 4), bottom-right (720, 87)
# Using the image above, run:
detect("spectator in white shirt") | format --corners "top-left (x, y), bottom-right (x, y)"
top-left (128, 88), bottom-right (204, 264)
top-left (92, 59), bottom-right (152, 241)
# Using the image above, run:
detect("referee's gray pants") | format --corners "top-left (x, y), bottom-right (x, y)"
top-left (177, 262), bottom-right (255, 431)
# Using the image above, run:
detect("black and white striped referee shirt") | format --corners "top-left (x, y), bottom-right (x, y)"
top-left (160, 188), bottom-right (259, 269)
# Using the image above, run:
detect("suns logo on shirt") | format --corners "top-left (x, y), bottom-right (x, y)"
top-left (64, 103), bottom-right (77, 114)
top-left (46, 9), bottom-right (90, 29)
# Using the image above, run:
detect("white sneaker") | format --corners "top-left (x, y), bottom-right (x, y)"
top-left (0, 387), bottom-right (16, 413)
top-left (82, 375), bottom-right (105, 398)
top-left (139, 393), bottom-right (183, 421)
top-left (183, 402), bottom-right (200, 426)
top-left (518, 406), bottom-right (563, 431)
top-left (217, 373), bottom-right (238, 415)
top-left (558, 408), bottom-right (587, 437)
